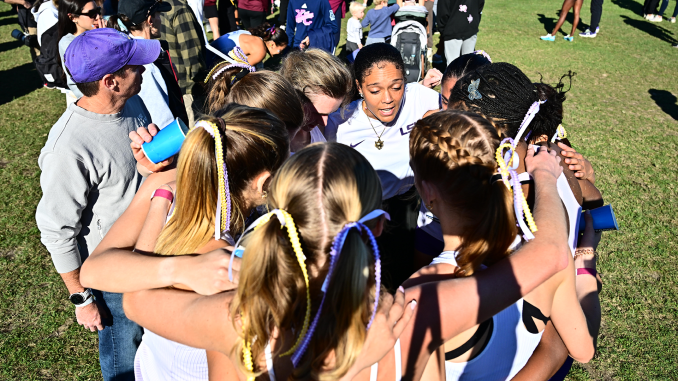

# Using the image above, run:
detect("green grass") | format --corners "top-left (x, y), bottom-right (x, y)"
top-left (1, 0), bottom-right (677, 379)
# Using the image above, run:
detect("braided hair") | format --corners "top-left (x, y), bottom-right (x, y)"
top-left (409, 110), bottom-right (517, 275)
top-left (449, 63), bottom-right (571, 142)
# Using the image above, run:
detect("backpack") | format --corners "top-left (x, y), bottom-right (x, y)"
top-left (35, 24), bottom-right (67, 88)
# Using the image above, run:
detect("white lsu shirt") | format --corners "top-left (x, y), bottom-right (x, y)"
top-left (326, 83), bottom-right (439, 200)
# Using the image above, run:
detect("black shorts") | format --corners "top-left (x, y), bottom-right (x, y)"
top-left (204, 5), bottom-right (218, 19)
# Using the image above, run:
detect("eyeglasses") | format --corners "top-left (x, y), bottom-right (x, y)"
top-left (73, 7), bottom-right (102, 19)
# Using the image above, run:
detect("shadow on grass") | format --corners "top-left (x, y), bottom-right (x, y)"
top-left (0, 39), bottom-right (22, 53)
top-left (611, 0), bottom-right (644, 16)
top-left (0, 62), bottom-right (42, 106)
top-left (621, 15), bottom-right (678, 43)
top-left (537, 11), bottom-right (588, 35)
top-left (649, 89), bottom-right (678, 120)
top-left (0, 16), bottom-right (18, 27)
top-left (0, 10), bottom-right (14, 17)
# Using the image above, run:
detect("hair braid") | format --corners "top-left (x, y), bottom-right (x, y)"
top-left (410, 110), bottom-right (517, 275)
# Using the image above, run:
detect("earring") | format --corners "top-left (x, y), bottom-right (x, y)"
top-left (426, 200), bottom-right (434, 212)
top-left (359, 91), bottom-right (363, 98)
top-left (261, 190), bottom-right (268, 199)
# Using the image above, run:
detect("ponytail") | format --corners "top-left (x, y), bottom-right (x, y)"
top-left (248, 21), bottom-right (288, 46)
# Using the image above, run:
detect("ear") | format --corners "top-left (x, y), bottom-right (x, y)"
top-left (68, 13), bottom-right (76, 22)
top-left (371, 215), bottom-right (386, 238)
top-left (100, 74), bottom-right (117, 92)
top-left (419, 179), bottom-right (437, 206)
top-left (355, 79), bottom-right (361, 92)
top-left (146, 14), bottom-right (153, 24)
top-left (252, 170), bottom-right (272, 194)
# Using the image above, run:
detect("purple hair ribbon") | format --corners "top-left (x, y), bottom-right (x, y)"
top-left (473, 50), bottom-right (492, 62)
top-left (290, 209), bottom-right (389, 367)
top-left (512, 100), bottom-right (546, 148)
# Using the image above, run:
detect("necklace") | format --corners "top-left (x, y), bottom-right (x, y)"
top-left (363, 101), bottom-right (387, 150)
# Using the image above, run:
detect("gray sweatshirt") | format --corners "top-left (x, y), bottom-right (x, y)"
top-left (36, 96), bottom-right (151, 273)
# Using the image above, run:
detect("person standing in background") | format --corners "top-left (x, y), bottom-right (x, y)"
top-left (345, 1), bottom-right (364, 53)
top-left (328, 0), bottom-right (344, 48)
top-left (361, 0), bottom-right (399, 45)
top-left (580, 0), bottom-right (603, 37)
top-left (160, 0), bottom-right (207, 126)
top-left (286, 0), bottom-right (338, 49)
top-left (110, 0), bottom-right (178, 127)
top-left (36, 29), bottom-right (160, 381)
top-left (238, 0), bottom-right (270, 28)
top-left (437, 0), bottom-right (484, 64)
top-left (203, 0), bottom-right (219, 38)
top-left (653, 0), bottom-right (677, 21)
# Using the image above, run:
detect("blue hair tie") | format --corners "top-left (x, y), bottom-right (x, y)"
top-left (117, 18), bottom-right (129, 32)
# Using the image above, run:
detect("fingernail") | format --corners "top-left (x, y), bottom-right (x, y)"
top-left (410, 300), bottom-right (417, 309)
top-left (398, 286), bottom-right (405, 293)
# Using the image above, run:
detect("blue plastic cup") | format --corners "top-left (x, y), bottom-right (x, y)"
top-left (141, 118), bottom-right (189, 164)
top-left (579, 204), bottom-right (619, 232)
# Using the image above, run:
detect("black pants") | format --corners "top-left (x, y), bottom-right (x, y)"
top-left (376, 187), bottom-right (420, 293)
top-left (644, 0), bottom-right (661, 14)
top-left (218, 0), bottom-right (237, 34)
top-left (590, 0), bottom-right (604, 30)
top-left (239, 8), bottom-right (267, 29)
top-left (278, 0), bottom-right (289, 25)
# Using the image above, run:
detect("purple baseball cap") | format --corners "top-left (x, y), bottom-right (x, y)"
top-left (64, 28), bottom-right (161, 83)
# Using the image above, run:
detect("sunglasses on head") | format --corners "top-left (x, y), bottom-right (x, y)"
top-left (73, 7), bottom-right (102, 18)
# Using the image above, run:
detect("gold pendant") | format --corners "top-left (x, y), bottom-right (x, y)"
top-left (375, 139), bottom-right (384, 150)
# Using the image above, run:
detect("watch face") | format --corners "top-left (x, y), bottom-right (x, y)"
top-left (70, 293), bottom-right (86, 305)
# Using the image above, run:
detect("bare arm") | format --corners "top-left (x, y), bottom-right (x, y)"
top-left (134, 183), bottom-right (174, 253)
top-left (207, 350), bottom-right (239, 381)
top-left (400, 147), bottom-right (570, 380)
top-left (511, 322), bottom-right (569, 381)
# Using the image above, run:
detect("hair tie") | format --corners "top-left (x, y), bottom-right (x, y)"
top-left (266, 24), bottom-right (277, 35)
top-left (550, 124), bottom-right (567, 143)
top-left (204, 47), bottom-right (256, 84)
top-left (235, 209), bottom-right (310, 374)
top-left (513, 100), bottom-right (546, 147)
top-left (473, 50), bottom-right (492, 62)
top-left (192, 121), bottom-right (232, 239)
top-left (495, 138), bottom-right (537, 240)
top-left (116, 18), bottom-right (129, 32)
top-left (290, 210), bottom-right (389, 367)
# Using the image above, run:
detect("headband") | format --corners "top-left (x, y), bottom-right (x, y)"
top-left (290, 209), bottom-right (389, 367)
top-left (203, 47), bottom-right (256, 84)
top-left (513, 100), bottom-right (547, 148)
top-left (550, 124), bottom-right (567, 143)
top-left (192, 120), bottom-right (232, 239)
top-left (495, 138), bottom-right (537, 240)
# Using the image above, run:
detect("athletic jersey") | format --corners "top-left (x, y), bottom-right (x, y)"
top-left (431, 251), bottom-right (544, 381)
top-left (134, 330), bottom-right (208, 381)
top-left (207, 30), bottom-right (252, 67)
top-left (326, 83), bottom-right (439, 200)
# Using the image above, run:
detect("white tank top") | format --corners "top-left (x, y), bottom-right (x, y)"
top-left (430, 251), bottom-right (543, 381)
top-left (134, 330), bottom-right (208, 381)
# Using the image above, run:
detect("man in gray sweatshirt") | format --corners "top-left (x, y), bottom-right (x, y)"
top-left (35, 29), bottom-right (160, 381)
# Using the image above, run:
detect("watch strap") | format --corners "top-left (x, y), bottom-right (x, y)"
top-left (75, 296), bottom-right (94, 308)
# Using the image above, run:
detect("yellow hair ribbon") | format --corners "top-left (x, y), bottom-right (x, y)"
top-left (241, 209), bottom-right (312, 374)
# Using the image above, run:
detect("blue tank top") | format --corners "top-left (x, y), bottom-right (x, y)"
top-left (206, 30), bottom-right (252, 68)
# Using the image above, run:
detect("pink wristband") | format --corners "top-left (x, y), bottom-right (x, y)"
top-left (576, 268), bottom-right (597, 277)
top-left (151, 189), bottom-right (174, 202)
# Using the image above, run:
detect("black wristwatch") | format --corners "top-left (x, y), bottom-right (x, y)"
top-left (69, 289), bottom-right (93, 307)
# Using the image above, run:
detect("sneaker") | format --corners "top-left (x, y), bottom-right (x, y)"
top-left (540, 33), bottom-right (556, 41)
top-left (673, 43), bottom-right (678, 48)
top-left (43, 83), bottom-right (56, 89)
top-left (645, 14), bottom-right (653, 19)
top-left (649, 15), bottom-right (663, 22)
top-left (671, 17), bottom-right (676, 23)
top-left (596, 26), bottom-right (600, 33)
top-left (564, 35), bottom-right (574, 42)
top-left (579, 29), bottom-right (597, 38)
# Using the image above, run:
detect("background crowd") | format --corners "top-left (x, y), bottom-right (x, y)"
top-left (0, 0), bottom-right (675, 379)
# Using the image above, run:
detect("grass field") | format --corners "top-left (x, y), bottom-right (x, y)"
top-left (1, 0), bottom-right (677, 379)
